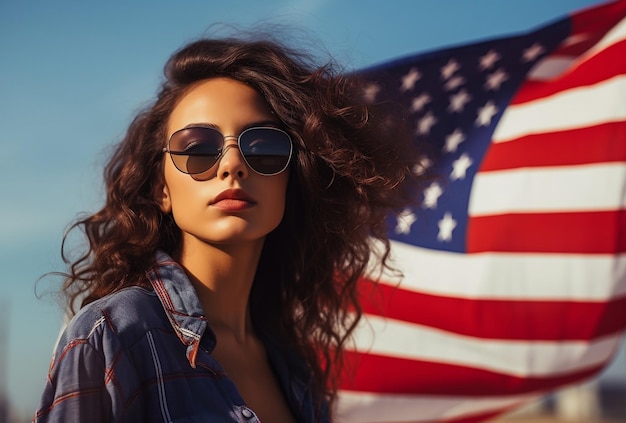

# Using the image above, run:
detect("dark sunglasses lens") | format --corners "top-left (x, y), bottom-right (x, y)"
top-left (239, 128), bottom-right (292, 175)
top-left (169, 127), bottom-right (223, 174)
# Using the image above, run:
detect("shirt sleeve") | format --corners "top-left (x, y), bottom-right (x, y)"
top-left (33, 316), bottom-right (113, 423)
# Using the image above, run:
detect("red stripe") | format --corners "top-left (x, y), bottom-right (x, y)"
top-left (467, 211), bottom-right (626, 254)
top-left (570, 0), bottom-right (626, 41)
top-left (546, 0), bottom-right (626, 59)
top-left (512, 38), bottom-right (626, 104)
top-left (553, 0), bottom-right (626, 57)
top-left (552, 42), bottom-right (598, 58)
top-left (339, 350), bottom-right (604, 395)
top-left (358, 280), bottom-right (626, 340)
top-left (483, 121), bottom-right (626, 170)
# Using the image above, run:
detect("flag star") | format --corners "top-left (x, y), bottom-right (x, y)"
top-left (440, 58), bottom-right (460, 80)
top-left (422, 182), bottom-right (443, 209)
top-left (479, 49), bottom-right (500, 70)
top-left (416, 111), bottom-right (437, 135)
top-left (395, 208), bottom-right (417, 234)
top-left (562, 33), bottom-right (590, 48)
top-left (444, 129), bottom-right (466, 153)
top-left (401, 68), bottom-right (421, 92)
top-left (484, 68), bottom-right (509, 90)
top-left (522, 42), bottom-right (545, 62)
top-left (475, 100), bottom-right (499, 126)
top-left (448, 89), bottom-right (471, 113)
top-left (413, 155), bottom-right (433, 176)
top-left (444, 75), bottom-right (465, 91)
top-left (450, 153), bottom-right (473, 180)
top-left (411, 93), bottom-right (431, 112)
top-left (437, 212), bottom-right (457, 242)
top-left (363, 83), bottom-right (380, 103)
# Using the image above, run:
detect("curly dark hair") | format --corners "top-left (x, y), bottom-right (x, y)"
top-left (59, 34), bottom-right (421, 416)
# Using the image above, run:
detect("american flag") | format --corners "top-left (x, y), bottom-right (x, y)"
top-left (336, 1), bottom-right (626, 422)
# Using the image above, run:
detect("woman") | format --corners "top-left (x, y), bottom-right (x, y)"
top-left (34, 34), bottom-right (419, 422)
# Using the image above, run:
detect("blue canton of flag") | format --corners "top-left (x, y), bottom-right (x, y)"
top-left (360, 20), bottom-right (569, 253)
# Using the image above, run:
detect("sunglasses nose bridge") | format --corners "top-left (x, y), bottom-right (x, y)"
top-left (221, 135), bottom-right (240, 152)
top-left (221, 143), bottom-right (240, 155)
top-left (214, 141), bottom-right (248, 177)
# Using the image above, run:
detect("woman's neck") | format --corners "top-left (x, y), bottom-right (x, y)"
top-left (175, 235), bottom-right (265, 343)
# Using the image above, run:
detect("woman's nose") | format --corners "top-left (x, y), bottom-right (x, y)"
top-left (216, 140), bottom-right (249, 179)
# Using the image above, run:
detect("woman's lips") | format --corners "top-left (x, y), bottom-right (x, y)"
top-left (212, 198), bottom-right (255, 211)
top-left (210, 189), bottom-right (256, 211)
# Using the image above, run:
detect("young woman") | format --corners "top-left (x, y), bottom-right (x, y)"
top-left (34, 34), bottom-right (419, 422)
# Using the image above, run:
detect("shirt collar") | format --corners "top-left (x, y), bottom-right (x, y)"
top-left (146, 250), bottom-right (213, 368)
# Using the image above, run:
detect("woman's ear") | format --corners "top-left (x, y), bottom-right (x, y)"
top-left (155, 182), bottom-right (172, 213)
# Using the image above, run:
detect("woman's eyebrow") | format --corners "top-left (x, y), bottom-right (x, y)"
top-left (183, 122), bottom-right (219, 130)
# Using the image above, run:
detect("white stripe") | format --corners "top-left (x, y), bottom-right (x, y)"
top-left (177, 326), bottom-right (201, 340)
top-left (349, 315), bottom-right (623, 377)
top-left (582, 15), bottom-right (626, 61)
top-left (527, 16), bottom-right (626, 82)
top-left (374, 241), bottom-right (626, 301)
top-left (147, 331), bottom-right (173, 423)
top-left (469, 163), bottom-right (626, 215)
top-left (87, 316), bottom-right (106, 338)
top-left (335, 391), bottom-right (541, 423)
top-left (528, 56), bottom-right (575, 80)
top-left (492, 75), bottom-right (626, 143)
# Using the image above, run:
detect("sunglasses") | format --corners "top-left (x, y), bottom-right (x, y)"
top-left (163, 126), bottom-right (293, 176)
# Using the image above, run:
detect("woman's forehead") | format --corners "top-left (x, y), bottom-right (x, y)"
top-left (167, 78), bottom-right (274, 134)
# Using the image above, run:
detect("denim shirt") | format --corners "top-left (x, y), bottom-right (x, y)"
top-left (34, 251), bottom-right (327, 423)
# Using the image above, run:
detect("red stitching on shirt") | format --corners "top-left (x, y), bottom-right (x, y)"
top-left (101, 308), bottom-right (116, 333)
top-left (34, 387), bottom-right (102, 418)
top-left (148, 271), bottom-right (176, 312)
top-left (54, 339), bottom-right (89, 366)
top-left (104, 350), bottom-right (124, 396)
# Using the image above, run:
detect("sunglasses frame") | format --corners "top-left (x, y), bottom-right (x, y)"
top-left (163, 126), bottom-right (294, 176)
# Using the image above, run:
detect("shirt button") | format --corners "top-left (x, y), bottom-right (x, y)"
top-left (241, 407), bottom-right (254, 418)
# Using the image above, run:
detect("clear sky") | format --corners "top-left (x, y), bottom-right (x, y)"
top-left (1, 0), bottom-right (620, 418)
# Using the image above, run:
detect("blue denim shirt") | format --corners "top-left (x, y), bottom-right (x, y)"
top-left (34, 251), bottom-right (327, 422)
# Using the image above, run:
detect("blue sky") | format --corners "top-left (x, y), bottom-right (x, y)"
top-left (1, 0), bottom-right (620, 417)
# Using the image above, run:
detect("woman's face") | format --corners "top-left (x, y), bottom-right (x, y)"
top-left (160, 77), bottom-right (289, 248)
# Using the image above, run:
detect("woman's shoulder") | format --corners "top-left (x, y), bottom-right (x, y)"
top-left (59, 286), bottom-right (165, 348)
